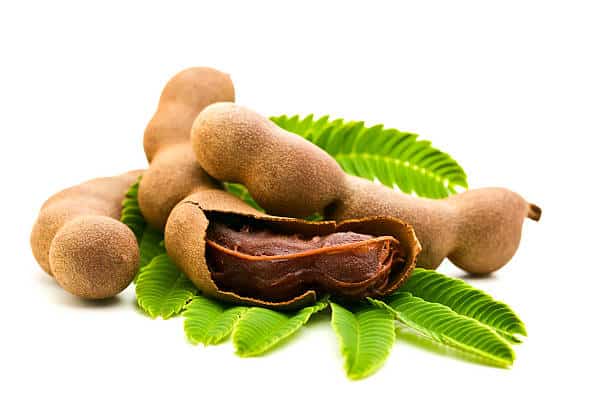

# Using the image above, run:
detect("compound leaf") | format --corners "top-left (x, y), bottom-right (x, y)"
top-left (401, 268), bottom-right (526, 341)
top-left (370, 293), bottom-right (514, 367)
top-left (330, 302), bottom-right (395, 380)
top-left (271, 114), bottom-right (467, 198)
top-left (135, 254), bottom-right (197, 319)
top-left (233, 300), bottom-right (328, 357)
top-left (184, 296), bottom-right (247, 345)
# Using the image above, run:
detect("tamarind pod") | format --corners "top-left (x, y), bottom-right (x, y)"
top-left (139, 67), bottom-right (234, 230)
top-left (191, 102), bottom-right (347, 217)
top-left (138, 143), bottom-right (220, 230)
top-left (165, 189), bottom-right (420, 309)
top-left (190, 103), bottom-right (541, 275)
top-left (31, 170), bottom-right (142, 299)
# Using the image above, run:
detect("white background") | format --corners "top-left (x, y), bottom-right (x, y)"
top-left (1, 1), bottom-right (610, 407)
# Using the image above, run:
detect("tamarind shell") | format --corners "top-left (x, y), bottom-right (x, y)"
top-left (143, 67), bottom-right (235, 162)
top-left (50, 216), bottom-right (139, 299)
top-left (139, 67), bottom-right (235, 230)
top-left (31, 170), bottom-right (142, 299)
top-left (165, 189), bottom-right (421, 310)
top-left (191, 102), bottom-right (347, 217)
top-left (138, 144), bottom-right (220, 230)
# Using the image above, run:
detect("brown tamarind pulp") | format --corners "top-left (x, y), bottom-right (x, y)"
top-left (205, 219), bottom-right (404, 301)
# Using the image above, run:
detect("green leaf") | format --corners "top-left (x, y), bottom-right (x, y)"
top-left (233, 300), bottom-right (329, 357)
top-left (401, 268), bottom-right (526, 341)
top-left (183, 296), bottom-right (247, 346)
top-left (330, 302), bottom-right (395, 380)
top-left (304, 213), bottom-right (324, 221)
top-left (270, 114), bottom-right (467, 198)
top-left (138, 225), bottom-right (164, 269)
top-left (119, 180), bottom-right (165, 277)
top-left (120, 179), bottom-right (146, 240)
top-left (223, 182), bottom-right (265, 212)
top-left (369, 293), bottom-right (514, 367)
top-left (135, 254), bottom-right (197, 319)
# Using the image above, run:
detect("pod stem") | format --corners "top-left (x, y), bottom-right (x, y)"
top-left (527, 203), bottom-right (542, 221)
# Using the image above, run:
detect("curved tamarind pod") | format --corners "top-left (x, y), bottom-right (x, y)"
top-left (31, 171), bottom-right (142, 299)
top-left (165, 189), bottom-right (420, 309)
top-left (191, 102), bottom-right (347, 217)
top-left (139, 67), bottom-right (235, 230)
top-left (191, 102), bottom-right (541, 275)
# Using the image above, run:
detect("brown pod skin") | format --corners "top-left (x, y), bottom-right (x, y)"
top-left (191, 102), bottom-right (347, 217)
top-left (31, 171), bottom-right (142, 299)
top-left (191, 103), bottom-right (541, 275)
top-left (165, 189), bottom-right (420, 310)
top-left (139, 67), bottom-right (235, 230)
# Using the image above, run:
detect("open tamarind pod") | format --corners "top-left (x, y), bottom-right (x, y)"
top-left (191, 102), bottom-right (541, 275)
top-left (165, 188), bottom-right (420, 309)
top-left (31, 171), bottom-right (142, 299)
top-left (139, 67), bottom-right (235, 230)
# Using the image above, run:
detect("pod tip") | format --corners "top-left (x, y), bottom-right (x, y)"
top-left (528, 203), bottom-right (542, 221)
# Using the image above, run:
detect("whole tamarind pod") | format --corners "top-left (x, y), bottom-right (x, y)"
top-left (332, 176), bottom-right (541, 273)
top-left (191, 103), bottom-right (541, 275)
top-left (191, 102), bottom-right (347, 217)
top-left (139, 67), bottom-right (235, 230)
top-left (31, 171), bottom-right (142, 299)
top-left (165, 188), bottom-right (420, 309)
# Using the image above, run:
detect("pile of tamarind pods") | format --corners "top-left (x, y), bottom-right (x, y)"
top-left (31, 67), bottom-right (540, 308)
